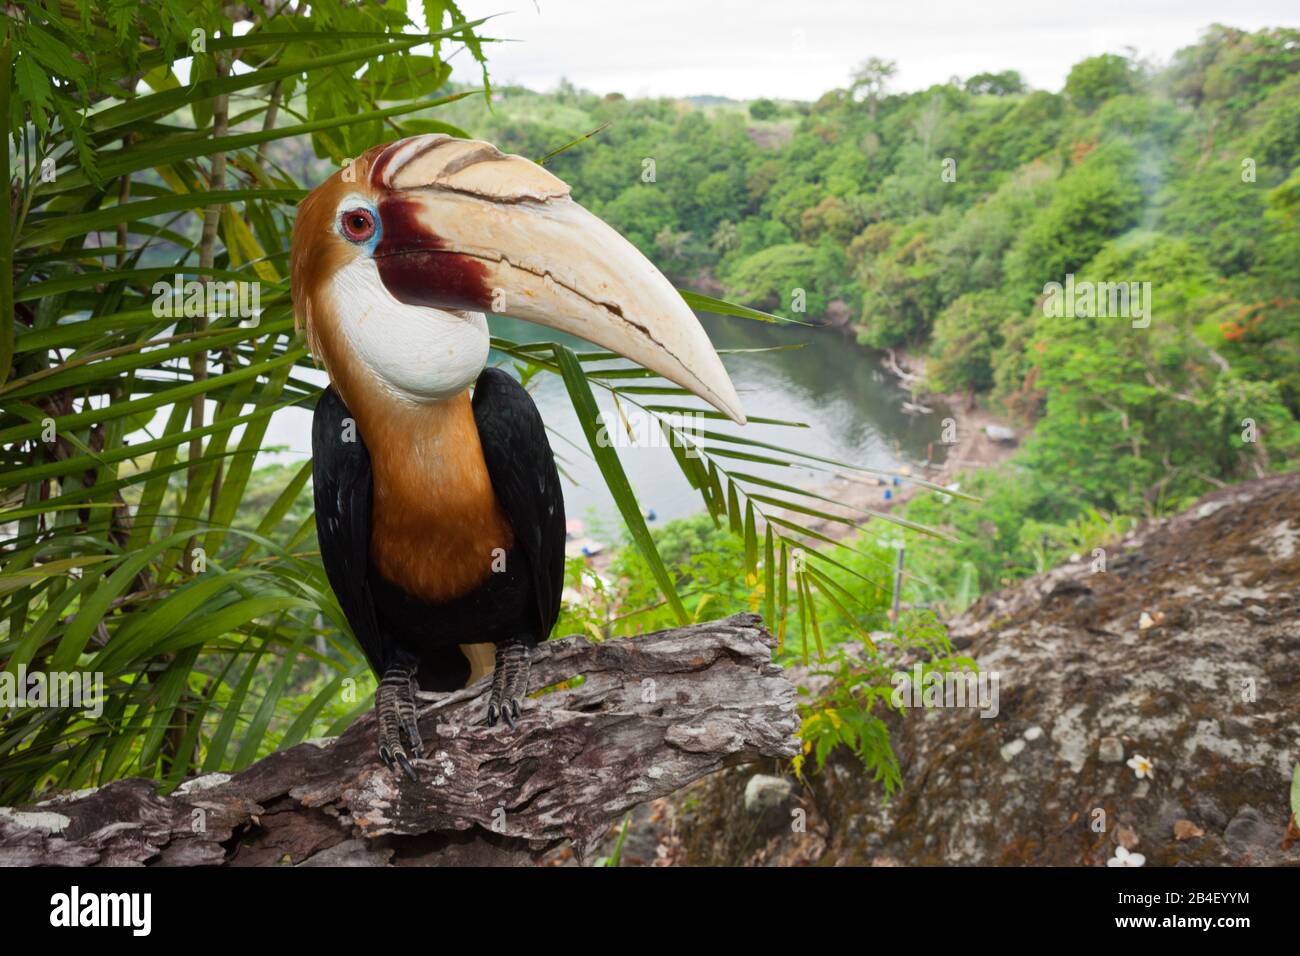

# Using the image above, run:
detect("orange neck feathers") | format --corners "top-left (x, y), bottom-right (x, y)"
top-left (346, 378), bottom-right (513, 604)
top-left (322, 329), bottom-right (513, 602)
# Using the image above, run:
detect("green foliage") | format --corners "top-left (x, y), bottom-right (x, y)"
top-left (7, 9), bottom-right (1299, 809)
top-left (1020, 233), bottom-right (1300, 515)
top-left (600, 514), bottom-right (754, 635)
top-left (1003, 143), bottom-right (1143, 304)
top-left (1168, 25), bottom-right (1300, 114)
top-left (1156, 161), bottom-right (1268, 276)
top-left (1065, 53), bottom-right (1137, 111)
top-left (854, 218), bottom-right (947, 347)
top-left (5, 1), bottom-right (887, 804)
top-left (927, 291), bottom-right (1008, 394)
top-left (0, 0), bottom-right (502, 803)
top-left (901, 465), bottom-right (1134, 605)
top-left (966, 92), bottom-right (1067, 180)
top-left (965, 70), bottom-right (1026, 96)
top-left (793, 611), bottom-right (972, 796)
top-left (934, 164), bottom-right (1054, 302)
top-left (723, 243), bottom-right (818, 316)
top-left (904, 467), bottom-right (1077, 597)
top-left (1246, 73), bottom-right (1300, 178)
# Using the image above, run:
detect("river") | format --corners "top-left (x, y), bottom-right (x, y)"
top-left (260, 313), bottom-right (950, 538)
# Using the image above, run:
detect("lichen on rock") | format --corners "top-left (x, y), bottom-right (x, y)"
top-left (673, 474), bottom-right (1300, 866)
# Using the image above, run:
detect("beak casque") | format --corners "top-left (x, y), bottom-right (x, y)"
top-left (368, 135), bottom-right (746, 424)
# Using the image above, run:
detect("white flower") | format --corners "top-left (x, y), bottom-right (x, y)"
top-left (1107, 846), bottom-right (1146, 867)
top-left (1127, 754), bottom-right (1154, 779)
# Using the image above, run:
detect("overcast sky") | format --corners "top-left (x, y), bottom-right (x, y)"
top-left (427, 1), bottom-right (1298, 100)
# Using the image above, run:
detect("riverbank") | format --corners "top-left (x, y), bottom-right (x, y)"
top-left (775, 345), bottom-right (1019, 544)
top-left (574, 338), bottom-right (1020, 602)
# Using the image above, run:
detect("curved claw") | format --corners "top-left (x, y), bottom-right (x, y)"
top-left (402, 717), bottom-right (424, 760)
top-left (395, 751), bottom-right (419, 783)
top-left (501, 700), bottom-right (518, 730)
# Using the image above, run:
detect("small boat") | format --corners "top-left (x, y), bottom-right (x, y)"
top-left (565, 536), bottom-right (605, 558)
top-left (984, 424), bottom-right (1017, 444)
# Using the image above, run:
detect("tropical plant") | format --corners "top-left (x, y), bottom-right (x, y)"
top-left (0, 0), bottom-right (504, 803)
top-left (793, 610), bottom-right (973, 795)
top-left (1, 1), bottom-right (955, 803)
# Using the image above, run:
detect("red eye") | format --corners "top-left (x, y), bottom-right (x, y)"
top-left (340, 208), bottom-right (376, 242)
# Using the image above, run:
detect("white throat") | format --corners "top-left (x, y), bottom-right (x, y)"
top-left (326, 256), bottom-right (490, 404)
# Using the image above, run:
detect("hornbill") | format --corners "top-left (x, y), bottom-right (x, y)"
top-left (290, 135), bottom-right (744, 780)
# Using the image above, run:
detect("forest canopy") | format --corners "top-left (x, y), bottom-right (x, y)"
top-left (437, 24), bottom-right (1300, 524)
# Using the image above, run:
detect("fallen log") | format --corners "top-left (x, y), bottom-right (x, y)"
top-left (0, 613), bottom-right (798, 866)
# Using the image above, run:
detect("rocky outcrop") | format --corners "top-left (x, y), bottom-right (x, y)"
top-left (678, 473), bottom-right (1300, 866)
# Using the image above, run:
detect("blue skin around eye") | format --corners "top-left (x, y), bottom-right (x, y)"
top-left (339, 203), bottom-right (382, 255)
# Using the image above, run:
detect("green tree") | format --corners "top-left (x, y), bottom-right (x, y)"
top-left (1022, 234), bottom-right (1295, 514)
top-left (855, 219), bottom-right (947, 347)
top-left (850, 56), bottom-right (897, 120)
top-left (1065, 53), bottom-right (1136, 111)
top-left (723, 243), bottom-right (818, 316)
top-left (927, 291), bottom-right (1008, 396)
top-left (1004, 144), bottom-right (1143, 304)
top-left (966, 91), bottom-right (1068, 178)
top-left (965, 70), bottom-right (1026, 96)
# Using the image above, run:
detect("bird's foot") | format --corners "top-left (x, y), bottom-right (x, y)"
top-left (486, 641), bottom-right (531, 730)
top-left (376, 661), bottom-right (423, 781)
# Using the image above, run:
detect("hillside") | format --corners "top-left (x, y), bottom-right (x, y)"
top-left (435, 25), bottom-right (1300, 606)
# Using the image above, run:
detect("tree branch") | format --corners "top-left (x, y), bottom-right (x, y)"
top-left (0, 614), bottom-right (797, 866)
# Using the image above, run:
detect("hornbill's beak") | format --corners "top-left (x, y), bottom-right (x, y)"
top-left (368, 136), bottom-right (746, 424)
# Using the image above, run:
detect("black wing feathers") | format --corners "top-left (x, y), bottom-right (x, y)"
top-left (312, 386), bottom-right (390, 674)
top-left (472, 367), bottom-right (567, 640)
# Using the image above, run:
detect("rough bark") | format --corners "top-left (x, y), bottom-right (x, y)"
top-left (0, 613), bottom-right (798, 867)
